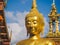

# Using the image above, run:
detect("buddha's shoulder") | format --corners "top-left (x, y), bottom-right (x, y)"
top-left (16, 38), bottom-right (55, 45)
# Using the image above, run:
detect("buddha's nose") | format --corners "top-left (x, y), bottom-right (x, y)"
top-left (29, 24), bottom-right (34, 29)
top-left (29, 26), bottom-right (34, 31)
top-left (30, 23), bottom-right (34, 27)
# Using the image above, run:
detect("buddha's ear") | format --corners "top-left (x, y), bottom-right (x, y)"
top-left (27, 30), bottom-right (29, 36)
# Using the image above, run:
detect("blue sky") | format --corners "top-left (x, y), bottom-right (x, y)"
top-left (4, 0), bottom-right (60, 45)
top-left (6, 0), bottom-right (60, 14)
top-left (5, 0), bottom-right (60, 22)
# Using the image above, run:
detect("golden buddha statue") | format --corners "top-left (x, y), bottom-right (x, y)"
top-left (16, 0), bottom-right (55, 45)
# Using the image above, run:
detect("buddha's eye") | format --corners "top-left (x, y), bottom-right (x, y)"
top-left (27, 21), bottom-right (31, 24)
top-left (33, 21), bottom-right (37, 24)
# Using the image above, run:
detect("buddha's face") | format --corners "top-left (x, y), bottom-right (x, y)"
top-left (25, 16), bottom-right (42, 35)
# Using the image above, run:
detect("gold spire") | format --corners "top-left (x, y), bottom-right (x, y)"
top-left (47, 0), bottom-right (56, 37)
top-left (50, 0), bottom-right (57, 15)
top-left (52, 0), bottom-right (56, 10)
top-left (26, 0), bottom-right (44, 17)
top-left (47, 0), bottom-right (60, 37)
top-left (32, 0), bottom-right (37, 8)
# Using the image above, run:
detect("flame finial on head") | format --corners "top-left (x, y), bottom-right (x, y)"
top-left (32, 0), bottom-right (37, 8)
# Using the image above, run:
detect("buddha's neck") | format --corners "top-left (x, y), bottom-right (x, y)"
top-left (29, 34), bottom-right (40, 40)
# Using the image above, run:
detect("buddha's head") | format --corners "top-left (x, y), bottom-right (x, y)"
top-left (25, 12), bottom-right (45, 36)
top-left (25, 0), bottom-right (45, 36)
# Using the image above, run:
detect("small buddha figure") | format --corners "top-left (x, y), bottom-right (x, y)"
top-left (16, 0), bottom-right (55, 45)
